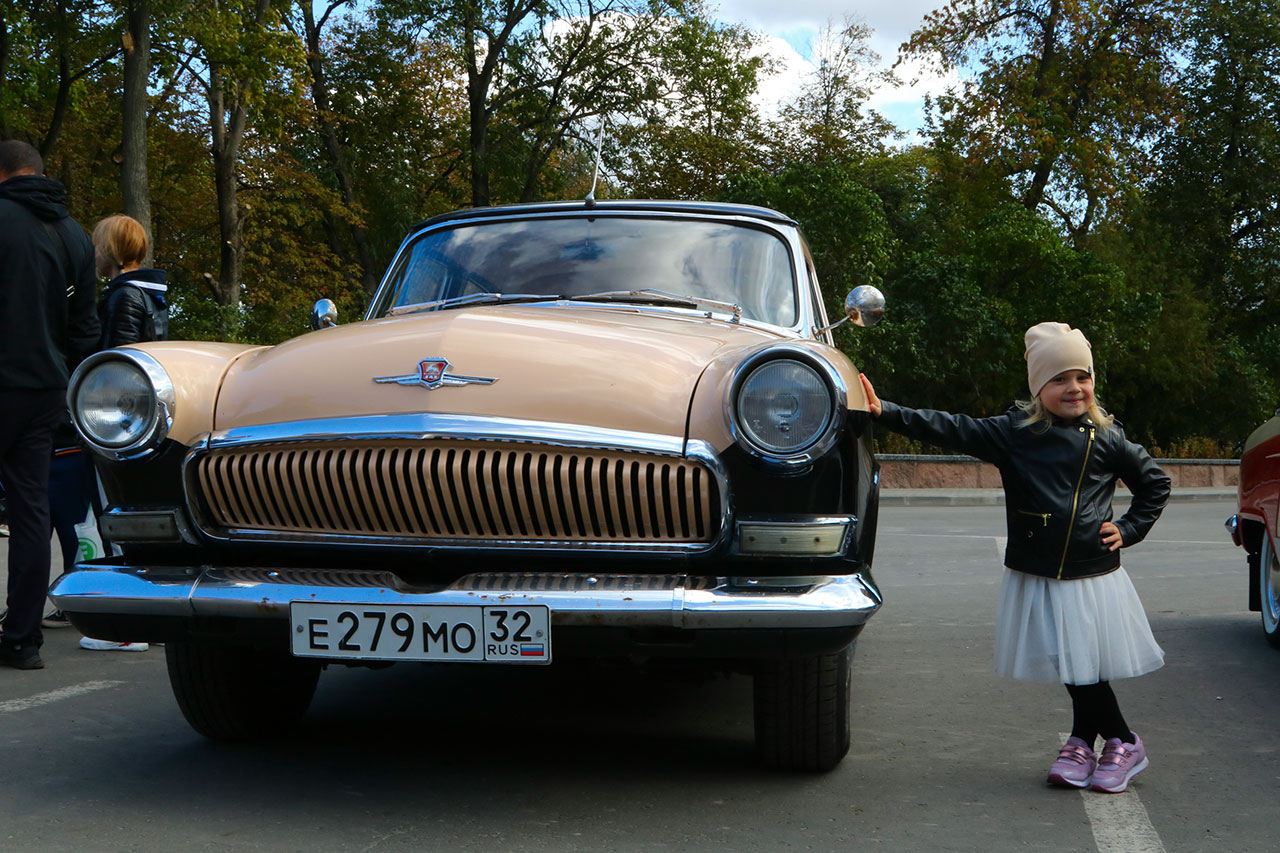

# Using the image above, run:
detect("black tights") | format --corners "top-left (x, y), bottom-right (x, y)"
top-left (1065, 681), bottom-right (1134, 746)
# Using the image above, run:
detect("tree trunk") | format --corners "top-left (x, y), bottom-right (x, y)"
top-left (208, 63), bottom-right (244, 318)
top-left (0, 3), bottom-right (11, 139)
top-left (300, 1), bottom-right (379, 294)
top-left (121, 0), bottom-right (152, 263)
top-left (39, 48), bottom-right (72, 157)
top-left (463, 14), bottom-right (492, 208)
top-left (467, 77), bottom-right (490, 207)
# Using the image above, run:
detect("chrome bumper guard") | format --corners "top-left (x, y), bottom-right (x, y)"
top-left (49, 566), bottom-right (881, 631)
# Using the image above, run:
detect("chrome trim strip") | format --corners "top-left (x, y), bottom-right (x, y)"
top-left (365, 208), bottom-right (818, 338)
top-left (67, 349), bottom-right (175, 461)
top-left (181, 418), bottom-right (733, 553)
top-left (724, 344), bottom-right (848, 471)
top-left (50, 567), bottom-right (882, 631)
top-left (201, 413), bottom-right (687, 456)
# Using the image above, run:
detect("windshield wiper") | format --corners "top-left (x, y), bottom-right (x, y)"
top-left (387, 292), bottom-right (562, 317)
top-left (572, 289), bottom-right (742, 323)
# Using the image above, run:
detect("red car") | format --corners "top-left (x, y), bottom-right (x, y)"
top-left (1227, 410), bottom-right (1280, 647)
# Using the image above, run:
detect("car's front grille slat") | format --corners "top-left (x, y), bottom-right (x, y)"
top-left (193, 439), bottom-right (718, 546)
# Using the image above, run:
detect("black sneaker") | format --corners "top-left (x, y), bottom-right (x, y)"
top-left (0, 642), bottom-right (44, 670)
top-left (41, 610), bottom-right (72, 628)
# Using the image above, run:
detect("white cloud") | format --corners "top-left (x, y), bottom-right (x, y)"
top-left (716, 0), bottom-right (957, 138)
top-left (712, 0), bottom-right (941, 48)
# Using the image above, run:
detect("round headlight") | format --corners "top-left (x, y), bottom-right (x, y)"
top-left (734, 358), bottom-right (834, 455)
top-left (73, 359), bottom-right (160, 449)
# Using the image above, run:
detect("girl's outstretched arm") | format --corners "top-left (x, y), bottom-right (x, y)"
top-left (859, 373), bottom-right (882, 417)
top-left (858, 379), bottom-right (1013, 464)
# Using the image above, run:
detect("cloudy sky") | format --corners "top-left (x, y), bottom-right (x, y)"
top-left (712, 0), bottom-right (958, 137)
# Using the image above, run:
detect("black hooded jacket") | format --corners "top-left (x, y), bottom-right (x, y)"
top-left (877, 401), bottom-right (1170, 580)
top-left (0, 174), bottom-right (99, 390)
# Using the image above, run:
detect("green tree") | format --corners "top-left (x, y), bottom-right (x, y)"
top-left (0, 0), bottom-right (119, 153)
top-left (768, 17), bottom-right (898, 166)
top-left (1115, 0), bottom-right (1280, 443)
top-left (179, 0), bottom-right (305, 330)
top-left (382, 0), bottom-right (685, 207)
top-left (903, 0), bottom-right (1186, 242)
top-left (613, 15), bottom-right (767, 199)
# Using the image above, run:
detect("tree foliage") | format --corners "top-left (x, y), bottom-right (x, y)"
top-left (3, 0), bottom-right (1277, 451)
top-left (903, 0), bottom-right (1186, 241)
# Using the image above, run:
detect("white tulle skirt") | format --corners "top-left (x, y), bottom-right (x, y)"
top-left (993, 566), bottom-right (1164, 684)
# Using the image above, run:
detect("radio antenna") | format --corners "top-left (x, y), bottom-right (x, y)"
top-left (585, 121), bottom-right (604, 206)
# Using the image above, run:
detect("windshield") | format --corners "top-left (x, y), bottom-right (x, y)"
top-left (371, 216), bottom-right (798, 326)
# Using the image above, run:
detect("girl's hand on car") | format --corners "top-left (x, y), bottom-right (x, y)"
top-left (859, 373), bottom-right (882, 417)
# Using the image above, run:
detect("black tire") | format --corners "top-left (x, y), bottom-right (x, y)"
top-left (165, 642), bottom-right (321, 741)
top-left (1261, 535), bottom-right (1280, 649)
top-left (753, 644), bottom-right (852, 772)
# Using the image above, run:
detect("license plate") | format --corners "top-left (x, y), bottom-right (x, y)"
top-left (290, 602), bottom-right (551, 664)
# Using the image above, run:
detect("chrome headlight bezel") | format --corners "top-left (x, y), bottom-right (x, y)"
top-left (726, 346), bottom-right (845, 469)
top-left (67, 349), bottom-right (175, 460)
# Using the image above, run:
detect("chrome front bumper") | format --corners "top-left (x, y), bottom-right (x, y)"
top-left (49, 565), bottom-right (881, 631)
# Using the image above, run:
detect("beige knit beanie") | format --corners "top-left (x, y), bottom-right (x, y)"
top-left (1024, 322), bottom-right (1093, 397)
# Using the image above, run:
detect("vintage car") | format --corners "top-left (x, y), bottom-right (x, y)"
top-left (1227, 409), bottom-right (1280, 648)
top-left (50, 200), bottom-right (885, 771)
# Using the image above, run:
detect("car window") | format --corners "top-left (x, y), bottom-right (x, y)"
top-left (374, 216), bottom-right (798, 326)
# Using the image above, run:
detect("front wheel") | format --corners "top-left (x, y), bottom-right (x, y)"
top-left (165, 642), bottom-right (321, 741)
top-left (1261, 535), bottom-right (1280, 649)
top-left (753, 644), bottom-right (852, 772)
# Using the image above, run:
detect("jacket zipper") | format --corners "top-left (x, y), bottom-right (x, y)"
top-left (1017, 510), bottom-right (1051, 527)
top-left (1057, 426), bottom-right (1096, 579)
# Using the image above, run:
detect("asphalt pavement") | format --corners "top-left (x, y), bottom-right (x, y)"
top-left (0, 497), bottom-right (1271, 852)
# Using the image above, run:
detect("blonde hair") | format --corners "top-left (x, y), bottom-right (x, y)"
top-left (92, 214), bottom-right (147, 269)
top-left (1015, 397), bottom-right (1115, 431)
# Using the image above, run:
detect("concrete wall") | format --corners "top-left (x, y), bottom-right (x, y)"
top-left (877, 454), bottom-right (1239, 490)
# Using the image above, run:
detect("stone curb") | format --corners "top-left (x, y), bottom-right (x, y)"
top-left (880, 487), bottom-right (1236, 507)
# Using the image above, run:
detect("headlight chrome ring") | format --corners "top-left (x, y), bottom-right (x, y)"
top-left (68, 349), bottom-right (175, 460)
top-left (728, 347), bottom-right (845, 468)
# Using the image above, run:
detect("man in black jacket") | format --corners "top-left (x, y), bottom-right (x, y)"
top-left (0, 140), bottom-right (100, 669)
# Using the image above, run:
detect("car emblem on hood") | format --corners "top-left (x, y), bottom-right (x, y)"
top-left (373, 358), bottom-right (497, 390)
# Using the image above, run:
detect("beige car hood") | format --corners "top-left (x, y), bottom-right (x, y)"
top-left (214, 304), bottom-right (786, 437)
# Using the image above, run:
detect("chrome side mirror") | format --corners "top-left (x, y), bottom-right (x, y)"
top-left (814, 285), bottom-right (885, 336)
top-left (310, 298), bottom-right (338, 330)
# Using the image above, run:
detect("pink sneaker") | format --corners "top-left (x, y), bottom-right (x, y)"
top-left (1047, 737), bottom-right (1098, 788)
top-left (1090, 733), bottom-right (1148, 793)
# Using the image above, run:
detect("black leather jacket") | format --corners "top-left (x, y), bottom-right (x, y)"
top-left (878, 401), bottom-right (1170, 580)
top-left (99, 268), bottom-right (168, 348)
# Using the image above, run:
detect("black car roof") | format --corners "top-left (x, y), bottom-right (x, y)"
top-left (410, 199), bottom-right (798, 232)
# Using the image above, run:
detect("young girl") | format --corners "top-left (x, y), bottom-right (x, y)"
top-left (93, 213), bottom-right (169, 349)
top-left (860, 322), bottom-right (1169, 794)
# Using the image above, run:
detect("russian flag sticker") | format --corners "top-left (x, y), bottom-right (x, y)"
top-left (520, 644), bottom-right (545, 657)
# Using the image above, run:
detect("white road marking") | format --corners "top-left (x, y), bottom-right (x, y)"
top-left (1058, 733), bottom-right (1167, 853)
top-left (0, 680), bottom-right (124, 714)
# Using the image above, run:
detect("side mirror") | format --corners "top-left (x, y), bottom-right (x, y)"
top-left (814, 285), bottom-right (885, 336)
top-left (310, 298), bottom-right (338, 330)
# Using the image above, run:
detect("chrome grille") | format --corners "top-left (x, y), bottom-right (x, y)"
top-left (192, 440), bottom-right (719, 545)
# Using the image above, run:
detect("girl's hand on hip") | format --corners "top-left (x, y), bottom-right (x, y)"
top-left (1100, 521), bottom-right (1124, 551)
top-left (859, 373), bottom-right (882, 417)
